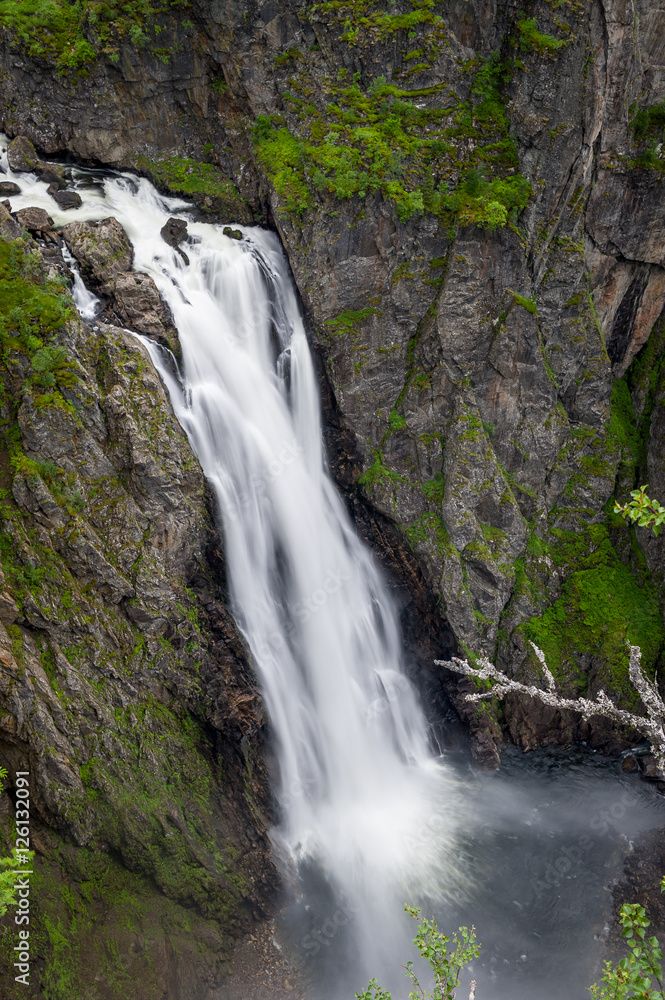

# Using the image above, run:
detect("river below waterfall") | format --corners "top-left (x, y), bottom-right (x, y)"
top-left (4, 139), bottom-right (665, 1000)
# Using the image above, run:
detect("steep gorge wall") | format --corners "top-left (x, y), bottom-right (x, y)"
top-left (0, 3), bottom-right (665, 989)
top-left (2, 1), bottom-right (665, 742)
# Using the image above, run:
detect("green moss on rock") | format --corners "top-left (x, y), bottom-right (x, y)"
top-left (523, 523), bottom-right (664, 707)
top-left (137, 156), bottom-right (253, 223)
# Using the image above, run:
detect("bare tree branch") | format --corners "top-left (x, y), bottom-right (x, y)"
top-left (435, 643), bottom-right (665, 772)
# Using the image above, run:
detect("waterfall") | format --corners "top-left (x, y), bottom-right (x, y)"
top-left (0, 146), bottom-right (463, 991)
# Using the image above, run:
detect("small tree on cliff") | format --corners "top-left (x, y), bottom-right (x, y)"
top-left (614, 486), bottom-right (665, 536)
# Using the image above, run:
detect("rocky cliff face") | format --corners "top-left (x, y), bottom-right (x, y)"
top-left (1, 0), bottom-right (665, 989)
top-left (0, 225), bottom-right (281, 998)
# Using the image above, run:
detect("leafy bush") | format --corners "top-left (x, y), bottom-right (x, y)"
top-left (590, 898), bottom-right (665, 999)
top-left (615, 487), bottom-right (665, 536)
top-left (356, 905), bottom-right (479, 1000)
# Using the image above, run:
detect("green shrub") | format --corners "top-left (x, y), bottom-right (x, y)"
top-left (590, 896), bottom-right (665, 999)
top-left (356, 905), bottom-right (479, 1000)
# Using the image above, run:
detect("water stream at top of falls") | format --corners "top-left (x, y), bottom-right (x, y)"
top-left (7, 144), bottom-right (665, 1000)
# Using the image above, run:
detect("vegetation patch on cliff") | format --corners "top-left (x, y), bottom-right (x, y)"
top-left (137, 155), bottom-right (252, 220)
top-left (259, 19), bottom-right (532, 226)
top-left (0, 0), bottom-right (192, 72)
top-left (522, 523), bottom-right (664, 707)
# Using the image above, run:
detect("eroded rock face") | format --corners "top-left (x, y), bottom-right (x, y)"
top-left (6, 134), bottom-right (39, 172)
top-left (0, 202), bottom-right (21, 241)
top-left (105, 270), bottom-right (171, 338)
top-left (62, 215), bottom-right (178, 350)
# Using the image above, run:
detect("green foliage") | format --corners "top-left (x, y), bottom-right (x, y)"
top-left (315, 0), bottom-right (444, 46)
top-left (253, 117), bottom-right (314, 214)
top-left (388, 408), bottom-right (407, 431)
top-left (632, 103), bottom-right (665, 145)
top-left (324, 307), bottom-right (378, 337)
top-left (615, 487), bottom-right (665, 537)
top-left (0, 767), bottom-right (33, 919)
top-left (440, 169), bottom-right (532, 231)
top-left (137, 155), bottom-right (242, 203)
top-left (0, 0), bottom-right (191, 71)
top-left (358, 451), bottom-right (407, 491)
top-left (517, 17), bottom-right (569, 54)
top-left (513, 292), bottom-right (537, 314)
top-left (590, 901), bottom-right (664, 999)
top-left (0, 240), bottom-right (73, 349)
top-left (626, 103), bottom-right (665, 172)
top-left (254, 40), bottom-right (532, 225)
top-left (523, 523), bottom-right (665, 706)
top-left (356, 905), bottom-right (479, 1000)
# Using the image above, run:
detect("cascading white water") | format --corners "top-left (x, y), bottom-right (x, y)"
top-left (0, 143), bottom-right (464, 990)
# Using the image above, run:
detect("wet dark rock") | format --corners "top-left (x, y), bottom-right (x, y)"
top-left (223, 226), bottom-right (243, 240)
top-left (15, 205), bottom-right (53, 232)
top-left (470, 730), bottom-right (501, 771)
top-left (612, 828), bottom-right (665, 947)
top-left (161, 216), bottom-right (188, 247)
top-left (638, 754), bottom-right (665, 783)
top-left (50, 186), bottom-right (82, 209)
top-left (6, 134), bottom-right (39, 172)
top-left (0, 181), bottom-right (20, 196)
top-left (621, 754), bottom-right (640, 773)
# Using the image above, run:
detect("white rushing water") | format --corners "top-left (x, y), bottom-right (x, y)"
top-left (0, 142), bottom-right (465, 990)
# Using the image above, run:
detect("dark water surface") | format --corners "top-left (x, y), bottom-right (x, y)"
top-left (278, 745), bottom-right (665, 1000)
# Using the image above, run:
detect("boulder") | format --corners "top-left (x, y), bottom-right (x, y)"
top-left (0, 182), bottom-right (21, 196)
top-left (7, 135), bottom-right (39, 172)
top-left (160, 216), bottom-right (188, 247)
top-left (62, 217), bottom-right (132, 284)
top-left (223, 226), bottom-right (243, 240)
top-left (16, 206), bottom-right (54, 233)
top-left (106, 271), bottom-right (170, 339)
top-left (0, 203), bottom-right (22, 241)
top-left (50, 187), bottom-right (82, 210)
top-left (39, 165), bottom-right (65, 188)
